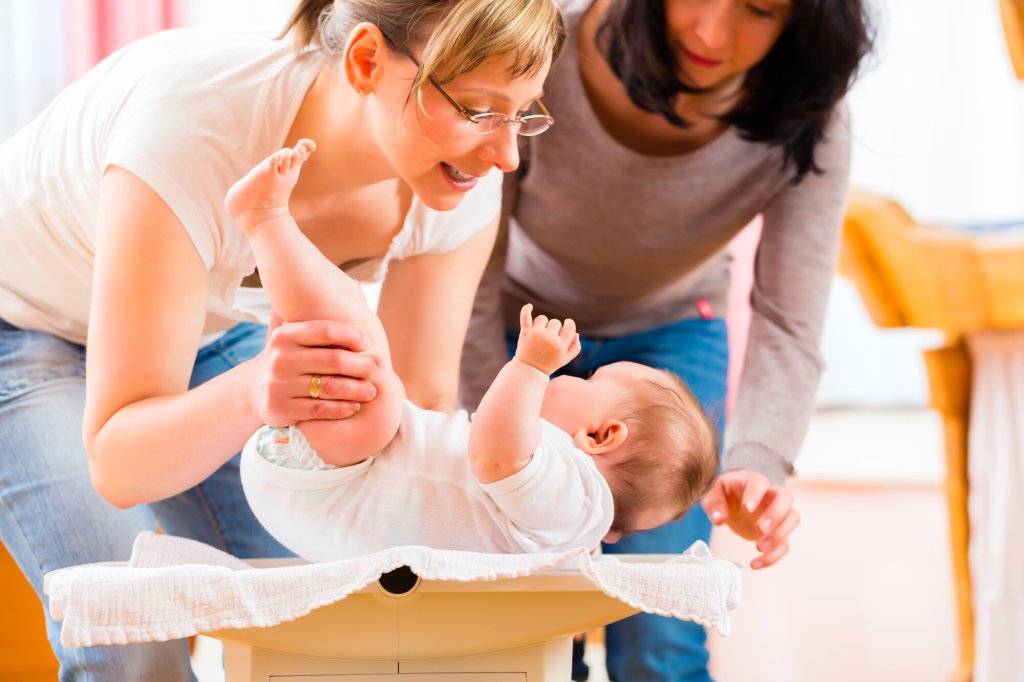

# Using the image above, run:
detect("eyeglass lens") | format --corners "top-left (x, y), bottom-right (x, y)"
top-left (468, 113), bottom-right (553, 137)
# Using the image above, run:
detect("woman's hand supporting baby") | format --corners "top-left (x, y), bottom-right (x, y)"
top-left (224, 139), bottom-right (384, 433)
top-left (249, 312), bottom-right (380, 429)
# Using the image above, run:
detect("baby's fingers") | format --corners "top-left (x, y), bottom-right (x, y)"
top-left (559, 318), bottom-right (576, 341)
top-left (567, 333), bottom-right (581, 359)
top-left (520, 303), bottom-right (534, 330)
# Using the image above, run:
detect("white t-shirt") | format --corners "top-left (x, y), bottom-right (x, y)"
top-left (0, 28), bottom-right (502, 344)
top-left (240, 400), bottom-right (615, 560)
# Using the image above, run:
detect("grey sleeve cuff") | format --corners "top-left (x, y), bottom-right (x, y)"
top-left (722, 442), bottom-right (794, 486)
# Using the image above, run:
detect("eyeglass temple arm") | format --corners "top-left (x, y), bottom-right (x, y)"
top-left (427, 77), bottom-right (476, 122)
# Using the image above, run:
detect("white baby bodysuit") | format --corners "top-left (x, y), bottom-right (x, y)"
top-left (241, 399), bottom-right (614, 561)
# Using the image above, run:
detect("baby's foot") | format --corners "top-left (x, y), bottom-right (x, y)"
top-left (226, 139), bottom-right (316, 234)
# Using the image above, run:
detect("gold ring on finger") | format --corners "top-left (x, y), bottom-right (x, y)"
top-left (310, 374), bottom-right (321, 399)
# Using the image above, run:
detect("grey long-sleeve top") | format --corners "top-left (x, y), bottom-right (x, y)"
top-left (459, 0), bottom-right (851, 485)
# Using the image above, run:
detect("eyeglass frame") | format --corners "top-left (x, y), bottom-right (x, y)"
top-left (425, 75), bottom-right (554, 137)
top-left (398, 49), bottom-right (554, 137)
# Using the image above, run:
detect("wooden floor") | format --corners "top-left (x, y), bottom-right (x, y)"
top-left (708, 480), bottom-right (958, 682)
top-left (706, 408), bottom-right (958, 681)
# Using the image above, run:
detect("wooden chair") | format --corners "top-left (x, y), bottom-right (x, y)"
top-left (840, 189), bottom-right (1024, 682)
top-left (1000, 0), bottom-right (1024, 78)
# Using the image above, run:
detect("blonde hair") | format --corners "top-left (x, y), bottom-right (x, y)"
top-left (280, 0), bottom-right (565, 103)
top-left (608, 371), bottom-right (719, 535)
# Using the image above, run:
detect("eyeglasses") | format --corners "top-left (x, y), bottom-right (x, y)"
top-left (399, 49), bottom-right (554, 137)
top-left (426, 76), bottom-right (554, 137)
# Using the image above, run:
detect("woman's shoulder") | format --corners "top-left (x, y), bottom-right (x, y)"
top-left (99, 28), bottom-right (307, 101)
top-left (779, 99), bottom-right (853, 191)
top-left (98, 30), bottom-right (321, 273)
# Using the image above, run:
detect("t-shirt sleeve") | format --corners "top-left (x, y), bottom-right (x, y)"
top-left (479, 421), bottom-right (614, 552)
top-left (104, 98), bottom-right (251, 270)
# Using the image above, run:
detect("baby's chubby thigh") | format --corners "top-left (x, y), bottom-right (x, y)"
top-left (296, 368), bottom-right (405, 467)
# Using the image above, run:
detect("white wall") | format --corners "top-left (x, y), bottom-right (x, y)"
top-left (848, 0), bottom-right (1024, 224)
top-left (179, 0), bottom-right (292, 32)
top-left (816, 0), bottom-right (1024, 408)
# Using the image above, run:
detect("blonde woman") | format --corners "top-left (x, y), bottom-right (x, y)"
top-left (0, 0), bottom-right (563, 677)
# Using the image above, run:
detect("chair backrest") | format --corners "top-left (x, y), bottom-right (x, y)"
top-left (1000, 0), bottom-right (1024, 78)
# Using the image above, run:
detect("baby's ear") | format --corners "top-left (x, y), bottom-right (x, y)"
top-left (573, 420), bottom-right (628, 455)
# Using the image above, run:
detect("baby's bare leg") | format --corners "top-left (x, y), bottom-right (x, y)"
top-left (225, 139), bottom-right (368, 325)
top-left (227, 141), bottom-right (403, 466)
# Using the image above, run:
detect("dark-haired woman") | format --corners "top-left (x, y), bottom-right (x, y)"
top-left (460, 0), bottom-right (873, 679)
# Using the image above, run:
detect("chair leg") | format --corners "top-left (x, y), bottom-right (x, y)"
top-left (924, 346), bottom-right (973, 682)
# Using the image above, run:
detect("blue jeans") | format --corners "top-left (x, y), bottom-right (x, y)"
top-left (508, 317), bottom-right (728, 682)
top-left (0, 320), bottom-right (291, 681)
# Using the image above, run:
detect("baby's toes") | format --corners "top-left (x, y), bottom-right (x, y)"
top-left (272, 150), bottom-right (291, 172)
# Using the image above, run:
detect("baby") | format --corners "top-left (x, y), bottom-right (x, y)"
top-left (228, 141), bottom-right (719, 561)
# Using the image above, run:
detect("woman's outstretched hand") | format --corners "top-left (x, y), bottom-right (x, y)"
top-left (252, 313), bottom-right (380, 427)
top-left (701, 469), bottom-right (800, 570)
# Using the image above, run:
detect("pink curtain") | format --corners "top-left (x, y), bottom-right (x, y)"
top-left (725, 216), bottom-right (762, 417)
top-left (66, 0), bottom-right (183, 82)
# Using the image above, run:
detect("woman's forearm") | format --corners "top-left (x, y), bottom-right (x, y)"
top-left (85, 357), bottom-right (263, 508)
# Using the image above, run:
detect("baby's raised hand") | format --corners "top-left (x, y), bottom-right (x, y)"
top-left (515, 303), bottom-right (581, 375)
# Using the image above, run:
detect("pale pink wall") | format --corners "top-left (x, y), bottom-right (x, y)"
top-left (66, 0), bottom-right (182, 82)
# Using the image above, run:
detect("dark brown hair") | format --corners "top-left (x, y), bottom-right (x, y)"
top-left (597, 0), bottom-right (873, 183)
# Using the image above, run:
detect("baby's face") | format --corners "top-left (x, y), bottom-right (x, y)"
top-left (540, 362), bottom-right (669, 433)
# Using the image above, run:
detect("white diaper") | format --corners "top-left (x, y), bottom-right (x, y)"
top-left (256, 426), bottom-right (338, 471)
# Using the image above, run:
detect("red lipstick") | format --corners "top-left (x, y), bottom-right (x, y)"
top-left (682, 47), bottom-right (724, 68)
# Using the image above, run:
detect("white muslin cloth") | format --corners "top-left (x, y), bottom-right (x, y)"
top-left (966, 331), bottom-right (1024, 682)
top-left (47, 532), bottom-right (740, 648)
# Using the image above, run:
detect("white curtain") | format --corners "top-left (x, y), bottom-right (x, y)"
top-left (966, 331), bottom-right (1024, 682)
top-left (0, 0), bottom-right (67, 142)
